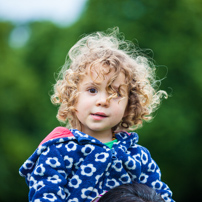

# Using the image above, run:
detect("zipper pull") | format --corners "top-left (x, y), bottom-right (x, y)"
top-left (111, 148), bottom-right (117, 160)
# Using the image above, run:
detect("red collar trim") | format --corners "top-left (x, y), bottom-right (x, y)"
top-left (39, 127), bottom-right (74, 146)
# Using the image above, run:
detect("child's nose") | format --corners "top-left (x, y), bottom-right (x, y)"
top-left (96, 93), bottom-right (110, 107)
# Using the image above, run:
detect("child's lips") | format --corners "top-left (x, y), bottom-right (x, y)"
top-left (92, 112), bottom-right (108, 117)
top-left (91, 112), bottom-right (108, 119)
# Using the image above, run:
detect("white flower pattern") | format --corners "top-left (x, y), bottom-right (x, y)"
top-left (43, 193), bottom-right (57, 201)
top-left (95, 152), bottom-right (109, 162)
top-left (34, 164), bottom-right (46, 176)
top-left (106, 178), bottom-right (119, 188)
top-left (139, 173), bottom-right (149, 183)
top-left (32, 181), bottom-right (45, 191)
top-left (46, 157), bottom-right (61, 168)
top-left (151, 179), bottom-right (164, 190)
top-left (57, 187), bottom-right (66, 199)
top-left (141, 150), bottom-right (148, 165)
top-left (81, 164), bottom-right (96, 176)
top-left (81, 145), bottom-right (95, 156)
top-left (23, 160), bottom-right (34, 170)
top-left (64, 156), bottom-right (74, 169)
top-left (125, 156), bottom-right (136, 170)
top-left (65, 141), bottom-right (77, 152)
top-left (47, 175), bottom-right (62, 184)
top-left (69, 175), bottom-right (82, 188)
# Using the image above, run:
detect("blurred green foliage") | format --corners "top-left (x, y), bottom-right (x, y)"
top-left (0, 0), bottom-right (201, 201)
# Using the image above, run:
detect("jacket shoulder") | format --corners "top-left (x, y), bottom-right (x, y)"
top-left (38, 127), bottom-right (74, 146)
top-left (19, 127), bottom-right (75, 178)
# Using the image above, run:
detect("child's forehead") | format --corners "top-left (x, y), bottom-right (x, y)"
top-left (85, 63), bottom-right (126, 78)
top-left (83, 63), bottom-right (114, 77)
top-left (86, 63), bottom-right (112, 74)
top-left (80, 67), bottom-right (127, 88)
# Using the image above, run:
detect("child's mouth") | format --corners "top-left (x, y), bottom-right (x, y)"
top-left (91, 113), bottom-right (108, 119)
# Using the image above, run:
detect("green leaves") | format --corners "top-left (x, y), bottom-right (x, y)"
top-left (1, 0), bottom-right (202, 201)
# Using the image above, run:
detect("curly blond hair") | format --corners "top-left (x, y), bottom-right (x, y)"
top-left (51, 28), bottom-right (167, 131)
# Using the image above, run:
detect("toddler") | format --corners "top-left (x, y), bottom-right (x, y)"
top-left (19, 28), bottom-right (174, 202)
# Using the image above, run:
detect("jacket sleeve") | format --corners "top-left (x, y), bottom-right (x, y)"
top-left (28, 144), bottom-right (69, 202)
top-left (139, 146), bottom-right (175, 202)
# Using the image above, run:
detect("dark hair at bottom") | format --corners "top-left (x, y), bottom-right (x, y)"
top-left (98, 183), bottom-right (165, 202)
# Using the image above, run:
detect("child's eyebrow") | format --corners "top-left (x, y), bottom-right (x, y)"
top-left (82, 81), bottom-right (99, 87)
top-left (111, 84), bottom-right (128, 94)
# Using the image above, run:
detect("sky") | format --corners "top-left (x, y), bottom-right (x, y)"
top-left (0, 0), bottom-right (87, 48)
top-left (0, 0), bottom-right (87, 26)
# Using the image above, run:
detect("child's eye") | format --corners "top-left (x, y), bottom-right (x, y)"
top-left (116, 91), bottom-right (122, 97)
top-left (88, 88), bottom-right (98, 94)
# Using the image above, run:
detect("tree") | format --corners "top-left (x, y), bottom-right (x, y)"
top-left (0, 0), bottom-right (201, 201)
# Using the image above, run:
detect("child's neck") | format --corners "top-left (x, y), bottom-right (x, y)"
top-left (81, 129), bottom-right (113, 143)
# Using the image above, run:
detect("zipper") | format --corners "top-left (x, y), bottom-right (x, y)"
top-left (111, 148), bottom-right (117, 160)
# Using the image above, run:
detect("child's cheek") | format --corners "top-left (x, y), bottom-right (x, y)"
top-left (113, 107), bottom-right (125, 118)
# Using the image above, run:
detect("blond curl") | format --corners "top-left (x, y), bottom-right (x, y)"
top-left (51, 27), bottom-right (167, 131)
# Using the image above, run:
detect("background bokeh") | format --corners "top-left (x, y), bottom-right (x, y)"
top-left (0, 0), bottom-right (202, 201)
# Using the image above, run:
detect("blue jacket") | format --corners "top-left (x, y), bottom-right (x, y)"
top-left (19, 127), bottom-right (174, 202)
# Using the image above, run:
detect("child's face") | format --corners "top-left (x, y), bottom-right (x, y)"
top-left (75, 65), bottom-right (128, 141)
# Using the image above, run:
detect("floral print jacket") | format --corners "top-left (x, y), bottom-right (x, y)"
top-left (19, 127), bottom-right (174, 202)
